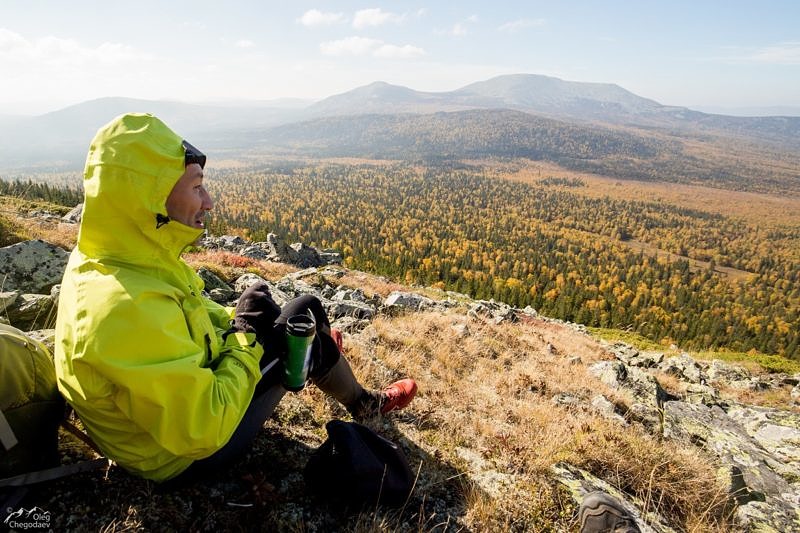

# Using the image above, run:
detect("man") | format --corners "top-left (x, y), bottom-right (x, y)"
top-left (55, 113), bottom-right (416, 482)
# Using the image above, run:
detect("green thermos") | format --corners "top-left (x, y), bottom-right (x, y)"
top-left (283, 314), bottom-right (316, 391)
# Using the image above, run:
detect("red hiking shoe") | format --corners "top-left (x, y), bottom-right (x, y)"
top-left (331, 328), bottom-right (344, 353)
top-left (380, 378), bottom-right (418, 415)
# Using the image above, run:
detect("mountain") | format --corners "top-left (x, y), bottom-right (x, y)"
top-left (1, 74), bottom-right (799, 171)
top-left (0, 97), bottom-right (305, 169)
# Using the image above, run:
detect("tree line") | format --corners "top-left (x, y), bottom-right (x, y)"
top-left (206, 164), bottom-right (800, 359)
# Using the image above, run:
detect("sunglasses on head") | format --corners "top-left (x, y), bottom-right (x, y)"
top-left (182, 140), bottom-right (206, 169)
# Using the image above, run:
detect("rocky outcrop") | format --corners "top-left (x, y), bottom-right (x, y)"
top-left (601, 342), bottom-right (800, 531)
top-left (202, 233), bottom-right (342, 267)
top-left (0, 239), bottom-right (69, 293)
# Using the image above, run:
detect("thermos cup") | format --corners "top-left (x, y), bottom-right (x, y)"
top-left (283, 313), bottom-right (316, 391)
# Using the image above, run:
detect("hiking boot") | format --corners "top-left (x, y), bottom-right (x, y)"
top-left (380, 378), bottom-right (417, 415)
top-left (347, 379), bottom-right (418, 418)
top-left (578, 491), bottom-right (640, 533)
top-left (330, 328), bottom-right (344, 353)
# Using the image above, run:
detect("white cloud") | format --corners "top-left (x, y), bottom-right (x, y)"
top-left (745, 42), bottom-right (800, 65)
top-left (235, 39), bottom-right (255, 49)
top-left (0, 29), bottom-right (145, 67)
top-left (436, 15), bottom-right (479, 37)
top-left (320, 36), bottom-right (425, 59)
top-left (450, 23), bottom-right (468, 37)
top-left (498, 18), bottom-right (546, 33)
top-left (373, 44), bottom-right (426, 59)
top-left (352, 8), bottom-right (405, 29)
top-left (297, 9), bottom-right (346, 27)
top-left (320, 36), bottom-right (382, 56)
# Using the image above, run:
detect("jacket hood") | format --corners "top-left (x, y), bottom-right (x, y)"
top-left (78, 113), bottom-right (204, 263)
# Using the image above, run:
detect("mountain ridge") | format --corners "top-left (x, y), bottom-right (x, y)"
top-left (1, 73), bottom-right (799, 171)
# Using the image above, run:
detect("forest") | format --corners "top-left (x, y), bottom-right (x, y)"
top-left (2, 160), bottom-right (798, 358)
top-left (204, 163), bottom-right (800, 359)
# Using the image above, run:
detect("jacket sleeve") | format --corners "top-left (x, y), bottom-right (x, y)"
top-left (92, 291), bottom-right (263, 459)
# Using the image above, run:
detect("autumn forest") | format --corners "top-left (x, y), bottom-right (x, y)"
top-left (201, 162), bottom-right (800, 359)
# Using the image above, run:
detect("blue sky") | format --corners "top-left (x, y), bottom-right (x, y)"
top-left (1, 1), bottom-right (799, 114)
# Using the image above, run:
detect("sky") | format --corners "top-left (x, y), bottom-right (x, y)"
top-left (1, 1), bottom-right (799, 115)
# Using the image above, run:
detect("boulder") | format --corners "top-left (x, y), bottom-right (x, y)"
top-left (232, 273), bottom-right (270, 294)
top-left (662, 401), bottom-right (795, 510)
top-left (0, 240), bottom-right (69, 294)
top-left (659, 353), bottom-right (704, 384)
top-left (61, 203), bottom-right (83, 224)
top-left (197, 267), bottom-right (232, 293)
top-left (385, 291), bottom-right (435, 311)
top-left (0, 290), bottom-right (20, 314)
top-left (707, 360), bottom-right (751, 385)
top-left (289, 242), bottom-right (322, 268)
top-left (725, 404), bottom-right (800, 476)
top-left (6, 293), bottom-right (55, 330)
top-left (201, 234), bottom-right (248, 251)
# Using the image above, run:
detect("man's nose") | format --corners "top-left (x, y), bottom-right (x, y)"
top-left (202, 189), bottom-right (214, 210)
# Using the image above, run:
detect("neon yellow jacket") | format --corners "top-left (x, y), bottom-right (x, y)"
top-left (55, 114), bottom-right (263, 481)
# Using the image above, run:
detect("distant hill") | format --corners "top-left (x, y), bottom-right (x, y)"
top-left (0, 97), bottom-right (305, 169)
top-left (1, 74), bottom-right (799, 174)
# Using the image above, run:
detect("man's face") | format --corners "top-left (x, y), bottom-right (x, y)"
top-left (165, 163), bottom-right (214, 228)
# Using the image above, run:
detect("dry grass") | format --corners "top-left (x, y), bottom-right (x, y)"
top-left (183, 249), bottom-right (299, 283)
top-left (338, 312), bottom-right (733, 531)
top-left (0, 209), bottom-right (78, 250)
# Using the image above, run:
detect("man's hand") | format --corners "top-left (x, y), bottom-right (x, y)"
top-left (232, 282), bottom-right (281, 345)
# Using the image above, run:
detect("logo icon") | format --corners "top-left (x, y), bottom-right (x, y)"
top-left (4, 506), bottom-right (51, 529)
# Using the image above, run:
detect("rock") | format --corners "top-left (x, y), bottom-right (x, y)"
top-left (232, 273), bottom-right (269, 294)
top-left (324, 300), bottom-right (375, 321)
top-left (6, 293), bottom-right (55, 330)
top-left (707, 360), bottom-right (751, 384)
top-left (61, 203), bottom-right (83, 223)
top-left (451, 323), bottom-right (470, 339)
top-left (589, 361), bottom-right (627, 388)
top-left (551, 462), bottom-right (675, 533)
top-left (590, 395), bottom-right (627, 425)
top-left (589, 361), bottom-right (674, 429)
top-left (551, 393), bottom-right (580, 406)
top-left (0, 290), bottom-right (20, 314)
top-left (317, 249), bottom-right (343, 265)
top-left (467, 299), bottom-right (518, 323)
top-left (662, 401), bottom-right (795, 510)
top-left (729, 378), bottom-right (769, 392)
top-left (197, 267), bottom-right (232, 292)
top-left (456, 447), bottom-right (516, 499)
top-left (26, 328), bottom-right (56, 353)
top-left (239, 244), bottom-right (270, 260)
top-left (725, 404), bottom-right (800, 476)
top-left (289, 242), bottom-right (321, 268)
top-left (0, 240), bottom-right (69, 293)
top-left (736, 500), bottom-right (800, 533)
top-left (385, 291), bottom-right (435, 311)
top-left (330, 316), bottom-right (371, 334)
top-left (659, 353), bottom-right (703, 384)
top-left (257, 233), bottom-right (300, 264)
top-left (792, 384), bottom-right (800, 404)
top-left (201, 234), bottom-right (248, 251)
top-left (684, 383), bottom-right (722, 406)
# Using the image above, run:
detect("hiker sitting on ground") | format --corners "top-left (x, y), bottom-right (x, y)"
top-left (54, 113), bottom-right (417, 482)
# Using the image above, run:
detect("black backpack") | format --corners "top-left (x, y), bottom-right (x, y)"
top-left (0, 324), bottom-right (65, 480)
top-left (1, 324), bottom-right (106, 500)
top-left (304, 420), bottom-right (414, 507)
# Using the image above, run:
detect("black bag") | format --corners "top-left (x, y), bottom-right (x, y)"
top-left (0, 324), bottom-right (65, 480)
top-left (304, 420), bottom-right (414, 507)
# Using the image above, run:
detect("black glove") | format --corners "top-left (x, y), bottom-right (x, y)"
top-left (231, 282), bottom-right (281, 345)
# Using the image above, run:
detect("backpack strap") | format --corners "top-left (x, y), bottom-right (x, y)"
top-left (0, 410), bottom-right (19, 451)
top-left (0, 458), bottom-right (109, 488)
